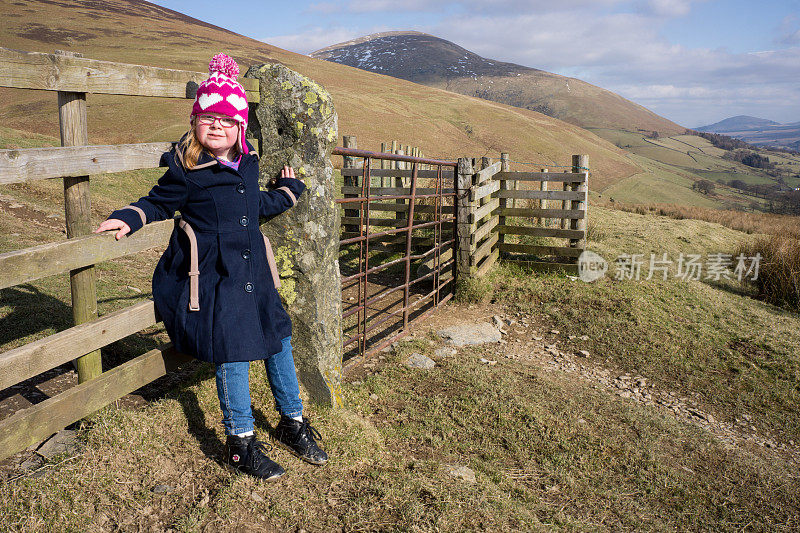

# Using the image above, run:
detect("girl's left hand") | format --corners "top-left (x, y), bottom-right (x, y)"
top-left (281, 165), bottom-right (303, 182)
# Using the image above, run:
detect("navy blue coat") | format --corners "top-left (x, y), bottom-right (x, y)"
top-left (109, 143), bottom-right (306, 363)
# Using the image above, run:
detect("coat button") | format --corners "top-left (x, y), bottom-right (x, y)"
top-left (244, 282), bottom-right (254, 293)
top-left (241, 249), bottom-right (251, 260)
top-left (236, 183), bottom-right (245, 194)
top-left (239, 216), bottom-right (249, 227)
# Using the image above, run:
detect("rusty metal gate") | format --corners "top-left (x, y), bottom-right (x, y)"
top-left (332, 147), bottom-right (458, 368)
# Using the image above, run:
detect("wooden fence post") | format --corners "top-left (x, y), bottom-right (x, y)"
top-left (561, 166), bottom-right (569, 230)
top-left (380, 141), bottom-right (387, 185)
top-left (498, 153), bottom-right (509, 249)
top-left (570, 155), bottom-right (588, 250)
top-left (479, 156), bottom-right (490, 223)
top-left (56, 50), bottom-right (101, 384)
top-left (342, 135), bottom-right (359, 234)
top-left (540, 168), bottom-right (548, 227)
top-left (456, 158), bottom-right (474, 281)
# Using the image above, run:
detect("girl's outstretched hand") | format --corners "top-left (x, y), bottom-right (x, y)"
top-left (281, 165), bottom-right (303, 182)
top-left (94, 219), bottom-right (131, 240)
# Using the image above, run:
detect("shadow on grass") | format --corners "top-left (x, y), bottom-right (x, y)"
top-left (254, 408), bottom-right (277, 438)
top-left (0, 286), bottom-right (166, 408)
top-left (174, 364), bottom-right (223, 461)
top-left (701, 278), bottom-right (756, 299)
top-left (0, 285), bottom-right (72, 347)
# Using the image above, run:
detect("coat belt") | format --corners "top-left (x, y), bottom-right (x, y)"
top-left (177, 219), bottom-right (200, 311)
top-left (177, 218), bottom-right (282, 312)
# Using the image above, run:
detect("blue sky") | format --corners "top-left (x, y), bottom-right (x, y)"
top-left (152, 0), bottom-right (800, 127)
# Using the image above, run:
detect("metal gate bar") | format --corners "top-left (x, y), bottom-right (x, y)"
top-left (332, 147), bottom-right (457, 369)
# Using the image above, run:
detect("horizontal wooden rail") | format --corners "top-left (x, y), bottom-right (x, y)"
top-left (475, 249), bottom-right (499, 277)
top-left (474, 161), bottom-right (502, 185)
top-left (505, 261), bottom-right (579, 274)
top-left (470, 198), bottom-right (499, 223)
top-left (496, 225), bottom-right (585, 240)
top-left (472, 233), bottom-right (498, 265)
top-left (340, 168), bottom-right (454, 179)
top-left (340, 186), bottom-right (454, 196)
top-left (339, 216), bottom-right (455, 230)
top-left (497, 207), bottom-right (585, 219)
top-left (341, 216), bottom-right (410, 228)
top-left (471, 180), bottom-right (500, 202)
top-left (473, 216), bottom-right (499, 244)
top-left (494, 171), bottom-right (587, 183)
top-left (496, 189), bottom-right (586, 201)
top-left (364, 203), bottom-right (454, 215)
top-left (0, 219), bottom-right (173, 290)
top-left (0, 143), bottom-right (172, 184)
top-left (0, 344), bottom-right (192, 463)
top-left (0, 47), bottom-right (259, 101)
top-left (0, 300), bottom-right (159, 391)
top-left (498, 243), bottom-right (584, 257)
top-left (340, 233), bottom-right (447, 247)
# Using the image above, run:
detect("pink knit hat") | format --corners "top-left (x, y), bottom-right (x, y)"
top-left (191, 54), bottom-right (249, 155)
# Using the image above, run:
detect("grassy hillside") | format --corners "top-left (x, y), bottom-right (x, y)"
top-left (0, 0), bottom-right (639, 190)
top-left (310, 31), bottom-right (685, 135)
top-left (2, 206), bottom-right (798, 531)
top-left (589, 128), bottom-right (800, 208)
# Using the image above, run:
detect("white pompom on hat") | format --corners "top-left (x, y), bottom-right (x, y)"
top-left (191, 54), bottom-right (249, 155)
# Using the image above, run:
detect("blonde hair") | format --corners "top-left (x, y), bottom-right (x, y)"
top-left (178, 118), bottom-right (240, 169)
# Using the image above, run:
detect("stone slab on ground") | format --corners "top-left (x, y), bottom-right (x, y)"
top-left (36, 429), bottom-right (81, 460)
top-left (438, 322), bottom-right (502, 346)
top-left (404, 353), bottom-right (436, 369)
top-left (443, 464), bottom-right (476, 483)
top-left (434, 347), bottom-right (457, 358)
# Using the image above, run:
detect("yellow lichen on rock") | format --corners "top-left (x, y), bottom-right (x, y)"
top-left (274, 240), bottom-right (298, 306)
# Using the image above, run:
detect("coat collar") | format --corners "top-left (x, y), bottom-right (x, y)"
top-left (173, 137), bottom-right (259, 171)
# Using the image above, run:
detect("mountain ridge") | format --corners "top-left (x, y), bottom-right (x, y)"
top-left (697, 116), bottom-right (781, 133)
top-left (310, 31), bottom-right (684, 135)
top-left (696, 116), bottom-right (800, 150)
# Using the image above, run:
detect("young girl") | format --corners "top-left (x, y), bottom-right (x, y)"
top-left (95, 54), bottom-right (326, 481)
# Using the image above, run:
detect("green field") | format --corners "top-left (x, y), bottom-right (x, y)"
top-left (588, 128), bottom-right (796, 208)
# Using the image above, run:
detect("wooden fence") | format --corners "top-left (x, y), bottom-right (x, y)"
top-left (456, 154), bottom-right (588, 275)
top-left (0, 47), bottom-right (258, 462)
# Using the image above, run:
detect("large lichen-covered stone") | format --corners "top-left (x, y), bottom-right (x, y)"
top-left (244, 64), bottom-right (342, 407)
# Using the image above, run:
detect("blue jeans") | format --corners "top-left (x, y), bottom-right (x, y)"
top-left (215, 336), bottom-right (304, 435)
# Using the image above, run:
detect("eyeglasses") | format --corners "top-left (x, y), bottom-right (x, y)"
top-left (196, 114), bottom-right (239, 128)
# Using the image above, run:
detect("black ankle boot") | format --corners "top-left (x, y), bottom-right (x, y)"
top-left (274, 416), bottom-right (328, 465)
top-left (225, 434), bottom-right (286, 481)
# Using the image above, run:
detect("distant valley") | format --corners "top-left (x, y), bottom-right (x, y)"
top-left (697, 115), bottom-right (800, 151)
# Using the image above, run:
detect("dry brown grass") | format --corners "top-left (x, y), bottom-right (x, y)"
top-left (599, 200), bottom-right (800, 240)
top-left (736, 235), bottom-right (800, 310)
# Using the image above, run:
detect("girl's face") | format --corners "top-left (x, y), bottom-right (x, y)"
top-left (194, 113), bottom-right (239, 160)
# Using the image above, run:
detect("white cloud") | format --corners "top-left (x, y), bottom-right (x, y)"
top-left (645, 0), bottom-right (692, 17)
top-left (264, 27), bottom-right (377, 55)
top-left (318, 0), bottom-right (628, 15)
top-left (778, 14), bottom-right (800, 45)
